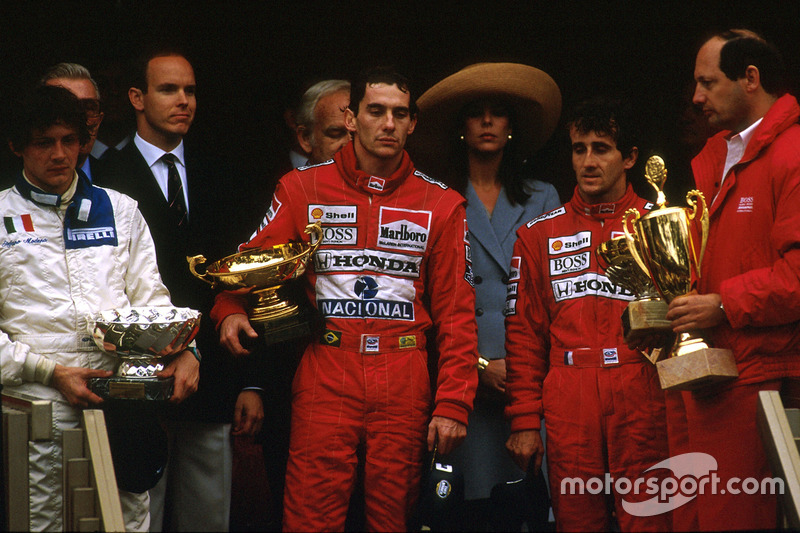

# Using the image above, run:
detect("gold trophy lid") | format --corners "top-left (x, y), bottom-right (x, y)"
top-left (645, 155), bottom-right (668, 208)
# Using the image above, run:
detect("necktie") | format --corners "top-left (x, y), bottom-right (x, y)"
top-left (162, 154), bottom-right (187, 226)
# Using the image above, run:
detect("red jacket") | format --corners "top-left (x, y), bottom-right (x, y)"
top-left (692, 93), bottom-right (800, 385)
top-left (504, 185), bottom-right (652, 431)
top-left (211, 142), bottom-right (478, 424)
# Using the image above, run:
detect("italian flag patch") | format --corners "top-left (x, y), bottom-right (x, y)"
top-left (4, 214), bottom-right (34, 234)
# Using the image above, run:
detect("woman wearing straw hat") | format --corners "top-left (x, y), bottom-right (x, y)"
top-left (412, 62), bottom-right (562, 530)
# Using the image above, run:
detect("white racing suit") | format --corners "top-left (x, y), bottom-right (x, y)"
top-left (0, 174), bottom-right (172, 531)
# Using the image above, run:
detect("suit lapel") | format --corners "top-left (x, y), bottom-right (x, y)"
top-left (466, 181), bottom-right (513, 271)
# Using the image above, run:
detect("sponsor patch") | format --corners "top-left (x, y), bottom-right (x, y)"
top-left (363, 335), bottom-right (380, 352)
top-left (436, 480), bottom-right (452, 499)
top-left (321, 330), bottom-right (342, 347)
top-left (526, 206), bottom-right (566, 228)
top-left (465, 244), bottom-right (472, 263)
top-left (509, 256), bottom-right (521, 281)
top-left (549, 231), bottom-right (591, 255)
top-left (737, 196), bottom-right (754, 213)
top-left (463, 219), bottom-right (470, 243)
top-left (66, 227), bottom-right (116, 242)
top-left (415, 170), bottom-right (448, 190)
top-left (503, 298), bottom-right (517, 316)
top-left (644, 202), bottom-right (655, 211)
top-left (551, 272), bottom-right (635, 303)
top-left (321, 226), bottom-right (358, 245)
top-left (399, 335), bottom-right (417, 349)
top-left (314, 249), bottom-right (421, 278)
top-left (610, 231), bottom-right (624, 239)
top-left (564, 351), bottom-right (574, 365)
top-left (549, 251), bottom-right (591, 275)
top-left (315, 274), bottom-right (415, 321)
top-left (308, 204), bottom-right (358, 224)
top-left (464, 262), bottom-right (475, 287)
top-left (603, 348), bottom-right (619, 365)
top-left (377, 207), bottom-right (431, 252)
top-left (250, 196), bottom-right (283, 239)
top-left (506, 282), bottom-right (518, 296)
top-left (367, 176), bottom-right (385, 191)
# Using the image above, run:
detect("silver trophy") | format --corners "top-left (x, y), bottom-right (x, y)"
top-left (87, 307), bottom-right (201, 400)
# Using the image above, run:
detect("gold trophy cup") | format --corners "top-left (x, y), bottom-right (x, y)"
top-left (596, 235), bottom-right (670, 363)
top-left (188, 222), bottom-right (323, 343)
top-left (622, 156), bottom-right (738, 390)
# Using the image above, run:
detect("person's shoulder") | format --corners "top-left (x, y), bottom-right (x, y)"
top-left (409, 168), bottom-right (464, 203)
top-left (521, 204), bottom-right (568, 232)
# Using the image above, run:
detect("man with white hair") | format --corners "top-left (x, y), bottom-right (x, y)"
top-left (294, 79), bottom-right (351, 165)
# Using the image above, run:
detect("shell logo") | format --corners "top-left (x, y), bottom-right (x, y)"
top-left (552, 240), bottom-right (563, 252)
top-left (311, 207), bottom-right (324, 220)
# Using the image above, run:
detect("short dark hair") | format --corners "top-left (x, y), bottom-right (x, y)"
top-left (565, 96), bottom-right (639, 159)
top-left (716, 30), bottom-right (787, 96)
top-left (8, 85), bottom-right (90, 151)
top-left (349, 66), bottom-right (417, 117)
top-left (130, 47), bottom-right (191, 93)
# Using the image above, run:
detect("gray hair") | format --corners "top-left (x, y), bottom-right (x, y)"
top-left (295, 79), bottom-right (350, 129)
top-left (40, 62), bottom-right (101, 100)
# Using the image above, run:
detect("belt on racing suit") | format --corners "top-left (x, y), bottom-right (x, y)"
top-left (549, 346), bottom-right (644, 368)
top-left (319, 329), bottom-right (426, 354)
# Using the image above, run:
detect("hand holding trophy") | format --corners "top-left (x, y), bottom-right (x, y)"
top-left (622, 156), bottom-right (738, 390)
top-left (188, 222), bottom-right (323, 344)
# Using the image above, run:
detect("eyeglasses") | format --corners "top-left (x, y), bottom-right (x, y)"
top-left (79, 99), bottom-right (103, 130)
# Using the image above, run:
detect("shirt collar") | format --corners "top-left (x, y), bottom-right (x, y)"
top-left (134, 133), bottom-right (185, 168)
top-left (726, 117), bottom-right (763, 152)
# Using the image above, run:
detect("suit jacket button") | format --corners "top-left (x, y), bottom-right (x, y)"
top-left (474, 276), bottom-right (483, 284)
top-left (501, 274), bottom-right (509, 284)
top-left (476, 308), bottom-right (484, 317)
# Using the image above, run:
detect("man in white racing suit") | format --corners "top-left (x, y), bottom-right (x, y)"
top-left (0, 84), bottom-right (199, 531)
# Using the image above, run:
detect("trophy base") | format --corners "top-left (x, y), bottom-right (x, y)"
top-left (89, 376), bottom-right (174, 401)
top-left (622, 300), bottom-right (671, 341)
top-left (252, 313), bottom-right (313, 345)
top-left (656, 348), bottom-right (739, 391)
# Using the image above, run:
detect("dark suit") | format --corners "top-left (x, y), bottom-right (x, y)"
top-left (99, 138), bottom-right (261, 530)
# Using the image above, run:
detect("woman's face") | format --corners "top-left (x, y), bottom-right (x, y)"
top-left (462, 100), bottom-right (512, 155)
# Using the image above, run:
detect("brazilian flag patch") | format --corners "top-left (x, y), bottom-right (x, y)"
top-left (399, 335), bottom-right (417, 349)
top-left (321, 329), bottom-right (342, 347)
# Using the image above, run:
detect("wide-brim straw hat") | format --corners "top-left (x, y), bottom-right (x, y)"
top-left (411, 62), bottom-right (561, 174)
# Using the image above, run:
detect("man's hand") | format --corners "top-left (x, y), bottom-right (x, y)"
top-left (506, 429), bottom-right (544, 474)
top-left (158, 349), bottom-right (200, 403)
top-left (219, 313), bottom-right (258, 357)
top-left (51, 365), bottom-right (112, 407)
top-left (232, 390), bottom-right (264, 436)
top-left (427, 416), bottom-right (467, 455)
top-left (480, 358), bottom-right (507, 394)
top-left (667, 292), bottom-right (726, 333)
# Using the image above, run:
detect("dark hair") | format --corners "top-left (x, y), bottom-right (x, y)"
top-left (349, 66), bottom-right (417, 117)
top-left (565, 96), bottom-right (639, 159)
top-left (8, 85), bottom-right (90, 151)
top-left (716, 30), bottom-right (787, 96)
top-left (445, 98), bottom-right (531, 205)
top-left (130, 47), bottom-right (191, 93)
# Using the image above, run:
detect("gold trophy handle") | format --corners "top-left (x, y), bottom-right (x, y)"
top-left (187, 255), bottom-right (216, 287)
top-left (304, 222), bottom-right (324, 256)
top-left (685, 190), bottom-right (709, 276)
top-left (622, 208), bottom-right (650, 278)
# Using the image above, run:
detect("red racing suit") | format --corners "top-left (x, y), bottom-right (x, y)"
top-left (211, 142), bottom-right (478, 531)
top-left (666, 94), bottom-right (800, 531)
top-left (504, 184), bottom-right (669, 532)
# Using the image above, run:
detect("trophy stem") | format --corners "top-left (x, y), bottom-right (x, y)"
top-left (671, 332), bottom-right (710, 358)
top-left (249, 286), bottom-right (299, 322)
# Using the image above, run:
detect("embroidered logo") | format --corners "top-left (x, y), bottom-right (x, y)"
top-left (737, 196), bottom-right (754, 213)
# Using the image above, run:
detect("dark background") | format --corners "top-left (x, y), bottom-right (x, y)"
top-left (2, 0), bottom-right (798, 208)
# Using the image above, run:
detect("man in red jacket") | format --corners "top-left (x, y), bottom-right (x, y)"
top-left (504, 97), bottom-right (669, 531)
top-left (666, 29), bottom-right (800, 531)
top-left (211, 66), bottom-right (478, 531)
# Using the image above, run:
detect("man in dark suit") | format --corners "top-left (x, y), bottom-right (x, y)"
top-left (100, 50), bottom-right (262, 532)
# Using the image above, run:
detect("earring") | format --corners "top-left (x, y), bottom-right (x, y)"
top-left (459, 135), bottom-right (465, 141)
top-left (508, 134), bottom-right (513, 140)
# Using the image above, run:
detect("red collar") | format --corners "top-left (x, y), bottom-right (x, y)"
top-left (569, 183), bottom-right (641, 219)
top-left (335, 141), bottom-right (415, 195)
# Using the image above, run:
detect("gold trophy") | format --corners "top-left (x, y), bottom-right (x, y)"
top-left (622, 156), bottom-right (738, 390)
top-left (596, 235), bottom-right (670, 363)
top-left (187, 222), bottom-right (323, 343)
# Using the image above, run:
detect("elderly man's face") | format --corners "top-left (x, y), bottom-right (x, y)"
top-left (45, 77), bottom-right (102, 163)
top-left (301, 89), bottom-right (351, 164)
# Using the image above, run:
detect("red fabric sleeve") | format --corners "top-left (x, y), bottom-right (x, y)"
top-left (504, 226), bottom-right (551, 432)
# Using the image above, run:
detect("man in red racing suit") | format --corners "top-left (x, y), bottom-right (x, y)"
top-left (504, 98), bottom-right (670, 532)
top-left (212, 69), bottom-right (477, 531)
